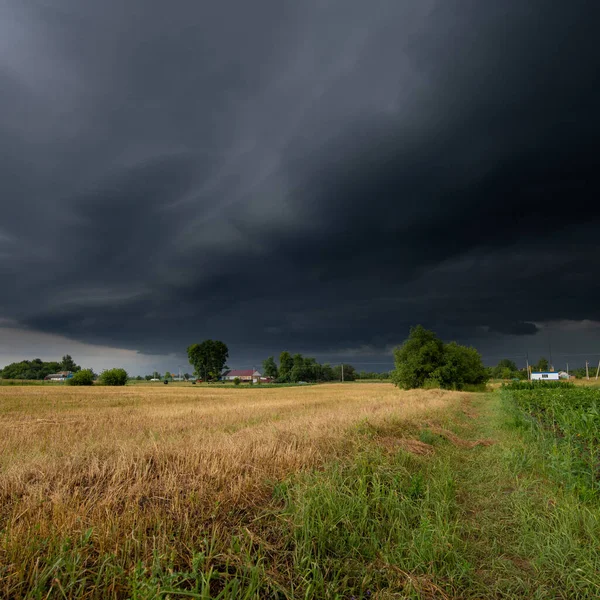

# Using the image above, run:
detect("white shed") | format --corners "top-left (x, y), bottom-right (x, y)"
top-left (531, 371), bottom-right (559, 381)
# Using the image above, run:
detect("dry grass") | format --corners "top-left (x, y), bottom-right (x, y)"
top-left (0, 383), bottom-right (466, 596)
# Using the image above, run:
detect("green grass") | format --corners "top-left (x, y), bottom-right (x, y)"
top-left (502, 382), bottom-right (600, 500)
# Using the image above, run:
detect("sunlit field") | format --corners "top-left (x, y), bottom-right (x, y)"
top-left (2, 383), bottom-right (598, 598)
top-left (0, 383), bottom-right (463, 598)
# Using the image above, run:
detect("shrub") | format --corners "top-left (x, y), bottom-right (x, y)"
top-left (392, 326), bottom-right (487, 390)
top-left (67, 369), bottom-right (95, 386)
top-left (233, 377), bottom-right (241, 386)
top-left (99, 368), bottom-right (128, 386)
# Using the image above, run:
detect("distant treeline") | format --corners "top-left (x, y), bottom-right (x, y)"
top-left (0, 355), bottom-right (82, 380)
top-left (263, 353), bottom-right (357, 383)
top-left (263, 353), bottom-right (393, 384)
top-left (487, 357), bottom-right (593, 380)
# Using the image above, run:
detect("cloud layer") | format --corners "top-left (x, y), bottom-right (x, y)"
top-left (1, 1), bottom-right (599, 368)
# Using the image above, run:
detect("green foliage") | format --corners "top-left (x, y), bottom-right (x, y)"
top-left (1, 358), bottom-right (62, 380)
top-left (99, 368), bottom-right (128, 386)
top-left (145, 375), bottom-right (152, 381)
top-left (233, 377), bottom-right (241, 386)
top-left (67, 369), bottom-right (95, 386)
top-left (164, 371), bottom-right (172, 381)
top-left (331, 363), bottom-right (356, 381)
top-left (392, 326), bottom-right (487, 390)
top-left (502, 383), bottom-right (600, 499)
top-left (491, 358), bottom-right (523, 380)
top-left (273, 352), bottom-right (350, 383)
top-left (504, 380), bottom-right (573, 390)
top-left (187, 340), bottom-right (229, 381)
top-left (357, 370), bottom-right (391, 380)
top-left (433, 342), bottom-right (488, 390)
top-left (534, 357), bottom-right (550, 372)
top-left (262, 356), bottom-right (278, 379)
top-left (60, 355), bottom-right (81, 373)
top-left (278, 351), bottom-right (293, 382)
top-left (391, 325), bottom-right (445, 389)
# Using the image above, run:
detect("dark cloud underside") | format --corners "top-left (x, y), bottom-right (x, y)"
top-left (1, 0), bottom-right (599, 364)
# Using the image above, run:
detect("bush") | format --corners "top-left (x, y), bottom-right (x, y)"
top-left (392, 326), bottom-right (487, 390)
top-left (233, 377), bottom-right (241, 386)
top-left (99, 368), bottom-right (128, 386)
top-left (67, 369), bottom-right (95, 386)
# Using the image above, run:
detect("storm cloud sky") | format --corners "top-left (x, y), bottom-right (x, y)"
top-left (1, 0), bottom-right (599, 372)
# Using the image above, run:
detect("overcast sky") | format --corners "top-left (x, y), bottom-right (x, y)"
top-left (1, 1), bottom-right (599, 374)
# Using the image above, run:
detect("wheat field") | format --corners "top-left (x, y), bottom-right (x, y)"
top-left (0, 383), bottom-right (466, 597)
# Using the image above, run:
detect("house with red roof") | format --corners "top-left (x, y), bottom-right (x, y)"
top-left (221, 369), bottom-right (262, 383)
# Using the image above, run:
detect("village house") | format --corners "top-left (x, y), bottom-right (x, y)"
top-left (43, 371), bottom-right (74, 381)
top-left (221, 369), bottom-right (263, 383)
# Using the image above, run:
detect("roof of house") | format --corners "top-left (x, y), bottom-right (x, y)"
top-left (224, 369), bottom-right (260, 377)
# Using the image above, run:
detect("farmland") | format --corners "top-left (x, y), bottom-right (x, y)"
top-left (502, 381), bottom-right (600, 500)
top-left (1, 383), bottom-right (599, 598)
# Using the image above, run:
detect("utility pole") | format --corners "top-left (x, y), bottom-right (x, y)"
top-left (586, 361), bottom-right (590, 380)
top-left (526, 358), bottom-right (530, 380)
top-left (566, 362), bottom-right (569, 378)
top-left (595, 360), bottom-right (600, 380)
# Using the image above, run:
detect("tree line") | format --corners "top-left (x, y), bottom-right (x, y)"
top-left (4, 331), bottom-right (575, 390)
top-left (0, 355), bottom-right (82, 380)
top-left (262, 352), bottom-right (357, 383)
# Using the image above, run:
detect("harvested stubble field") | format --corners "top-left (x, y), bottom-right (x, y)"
top-left (0, 383), bottom-right (464, 598)
top-left (3, 383), bottom-right (599, 599)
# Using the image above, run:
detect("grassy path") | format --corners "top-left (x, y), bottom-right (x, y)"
top-left (433, 392), bottom-right (600, 598)
top-left (246, 391), bottom-right (600, 599)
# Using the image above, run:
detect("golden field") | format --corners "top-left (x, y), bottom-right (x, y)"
top-left (0, 383), bottom-right (466, 597)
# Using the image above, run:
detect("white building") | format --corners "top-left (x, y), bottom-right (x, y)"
top-left (531, 371), bottom-right (559, 381)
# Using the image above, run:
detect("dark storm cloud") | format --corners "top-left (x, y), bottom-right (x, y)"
top-left (1, 0), bottom-right (599, 366)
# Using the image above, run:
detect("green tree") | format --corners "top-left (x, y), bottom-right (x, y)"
top-left (290, 353), bottom-right (306, 382)
top-left (535, 357), bottom-right (550, 372)
top-left (278, 351), bottom-right (293, 382)
top-left (187, 340), bottom-right (229, 382)
top-left (67, 369), bottom-right (95, 386)
top-left (60, 355), bottom-right (81, 372)
top-left (433, 342), bottom-right (487, 390)
top-left (332, 364), bottom-right (356, 381)
top-left (262, 356), bottom-right (279, 379)
top-left (321, 363), bottom-right (334, 381)
top-left (492, 359), bottom-right (518, 379)
top-left (145, 375), bottom-right (152, 381)
top-left (164, 371), bottom-right (172, 381)
top-left (391, 325), bottom-right (445, 389)
top-left (99, 368), bottom-right (128, 386)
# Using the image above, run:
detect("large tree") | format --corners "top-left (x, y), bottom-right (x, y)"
top-left (535, 357), bottom-right (550, 372)
top-left (278, 351), bottom-right (293, 382)
top-left (187, 340), bottom-right (229, 381)
top-left (492, 358), bottom-right (518, 379)
top-left (262, 356), bottom-right (278, 379)
top-left (433, 342), bottom-right (487, 390)
top-left (391, 325), bottom-right (445, 389)
top-left (391, 326), bottom-right (487, 390)
top-left (332, 363), bottom-right (356, 381)
top-left (60, 355), bottom-right (81, 372)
